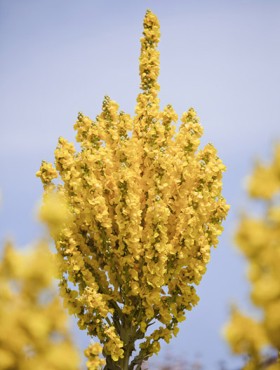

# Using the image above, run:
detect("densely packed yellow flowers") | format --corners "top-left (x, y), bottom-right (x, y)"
top-left (0, 241), bottom-right (80, 370)
top-left (85, 342), bottom-right (106, 370)
top-left (224, 145), bottom-right (280, 370)
top-left (37, 10), bottom-right (228, 369)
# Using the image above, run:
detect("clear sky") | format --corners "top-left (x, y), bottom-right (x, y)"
top-left (1, 0), bottom-right (280, 369)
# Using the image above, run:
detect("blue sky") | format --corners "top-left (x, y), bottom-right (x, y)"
top-left (1, 0), bottom-right (280, 368)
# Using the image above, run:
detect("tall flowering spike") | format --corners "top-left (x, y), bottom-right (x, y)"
top-left (135, 10), bottom-right (161, 133)
top-left (37, 10), bottom-right (229, 370)
top-left (139, 9), bottom-right (160, 95)
top-left (224, 144), bottom-right (280, 368)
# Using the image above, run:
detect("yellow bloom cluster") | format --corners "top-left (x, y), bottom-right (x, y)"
top-left (37, 9), bottom-right (228, 369)
top-left (0, 241), bottom-right (80, 370)
top-left (225, 308), bottom-right (269, 369)
top-left (224, 145), bottom-right (280, 369)
top-left (39, 190), bottom-right (73, 237)
top-left (84, 342), bottom-right (105, 370)
top-left (248, 146), bottom-right (280, 200)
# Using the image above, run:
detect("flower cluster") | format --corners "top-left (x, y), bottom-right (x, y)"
top-left (84, 342), bottom-right (105, 370)
top-left (224, 145), bottom-right (280, 369)
top-left (37, 9), bottom-right (228, 369)
top-left (0, 241), bottom-right (80, 370)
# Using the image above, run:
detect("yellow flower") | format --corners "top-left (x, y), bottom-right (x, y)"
top-left (0, 242), bottom-right (80, 370)
top-left (37, 9), bottom-right (228, 368)
top-left (225, 144), bottom-right (280, 367)
top-left (85, 342), bottom-right (105, 370)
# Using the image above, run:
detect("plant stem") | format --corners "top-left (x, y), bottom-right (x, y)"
top-left (121, 349), bottom-right (130, 370)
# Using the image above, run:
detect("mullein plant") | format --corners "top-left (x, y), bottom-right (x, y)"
top-left (224, 145), bottom-right (280, 370)
top-left (0, 241), bottom-right (81, 370)
top-left (37, 10), bottom-right (229, 370)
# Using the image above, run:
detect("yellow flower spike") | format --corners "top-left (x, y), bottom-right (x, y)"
top-left (38, 9), bottom-right (228, 370)
top-left (225, 144), bottom-right (280, 368)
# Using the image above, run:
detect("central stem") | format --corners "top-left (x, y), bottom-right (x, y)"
top-left (120, 348), bottom-right (130, 370)
top-left (117, 314), bottom-right (135, 370)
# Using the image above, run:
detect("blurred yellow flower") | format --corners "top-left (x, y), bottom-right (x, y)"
top-left (0, 241), bottom-right (80, 370)
top-left (225, 144), bottom-right (280, 368)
